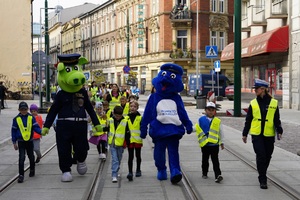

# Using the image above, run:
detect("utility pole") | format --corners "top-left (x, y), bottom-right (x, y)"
top-left (126, 9), bottom-right (130, 69)
top-left (44, 0), bottom-right (50, 102)
top-left (234, 0), bottom-right (241, 116)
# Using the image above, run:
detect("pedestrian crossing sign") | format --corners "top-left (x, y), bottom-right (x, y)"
top-left (205, 46), bottom-right (218, 58)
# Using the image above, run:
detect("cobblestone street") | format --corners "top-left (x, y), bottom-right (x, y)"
top-left (220, 117), bottom-right (300, 156)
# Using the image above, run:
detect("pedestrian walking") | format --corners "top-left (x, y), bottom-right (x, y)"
top-left (0, 81), bottom-right (7, 109)
top-left (11, 102), bottom-right (42, 183)
top-left (195, 102), bottom-right (224, 183)
top-left (29, 104), bottom-right (43, 163)
top-left (107, 106), bottom-right (129, 183)
top-left (242, 78), bottom-right (283, 189)
top-left (125, 100), bottom-right (143, 181)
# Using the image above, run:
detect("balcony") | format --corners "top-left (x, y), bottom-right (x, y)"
top-left (268, 0), bottom-right (288, 19)
top-left (169, 6), bottom-right (193, 28)
top-left (169, 48), bottom-right (193, 62)
top-left (241, 15), bottom-right (250, 32)
top-left (250, 6), bottom-right (267, 26)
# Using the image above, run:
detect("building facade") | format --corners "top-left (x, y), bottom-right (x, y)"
top-left (0, 0), bottom-right (33, 93)
top-left (290, 0), bottom-right (300, 110)
top-left (221, 0), bottom-right (290, 108)
top-left (65, 0), bottom-right (234, 95)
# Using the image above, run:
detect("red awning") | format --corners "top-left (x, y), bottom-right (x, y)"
top-left (221, 26), bottom-right (289, 61)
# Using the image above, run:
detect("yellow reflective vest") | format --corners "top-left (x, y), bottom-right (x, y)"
top-left (16, 116), bottom-right (33, 141)
top-left (250, 98), bottom-right (277, 137)
top-left (108, 117), bottom-right (127, 146)
top-left (195, 117), bottom-right (221, 147)
top-left (122, 103), bottom-right (130, 116)
top-left (92, 115), bottom-right (107, 136)
top-left (50, 85), bottom-right (57, 93)
top-left (109, 93), bottom-right (121, 110)
top-left (127, 115), bottom-right (142, 144)
top-left (90, 87), bottom-right (98, 97)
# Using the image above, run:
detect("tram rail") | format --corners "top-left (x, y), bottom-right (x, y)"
top-left (225, 145), bottom-right (300, 200)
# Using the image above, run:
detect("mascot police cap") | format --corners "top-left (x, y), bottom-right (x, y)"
top-left (160, 63), bottom-right (183, 75)
top-left (58, 53), bottom-right (81, 65)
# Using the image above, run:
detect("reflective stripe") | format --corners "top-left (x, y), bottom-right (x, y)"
top-left (195, 117), bottom-right (221, 147)
top-left (195, 124), bottom-right (208, 147)
top-left (16, 116), bottom-right (33, 141)
top-left (250, 99), bottom-right (277, 136)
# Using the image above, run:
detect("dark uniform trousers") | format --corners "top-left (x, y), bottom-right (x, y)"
top-left (56, 120), bottom-right (89, 173)
top-left (252, 135), bottom-right (275, 184)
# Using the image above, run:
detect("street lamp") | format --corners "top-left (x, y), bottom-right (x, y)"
top-left (125, 9), bottom-right (130, 70)
top-left (195, 0), bottom-right (199, 96)
top-left (39, 6), bottom-right (55, 107)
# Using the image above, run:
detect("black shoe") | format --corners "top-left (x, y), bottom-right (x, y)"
top-left (260, 183), bottom-right (268, 189)
top-left (127, 173), bottom-right (133, 181)
top-left (35, 157), bottom-right (41, 163)
top-left (29, 170), bottom-right (35, 177)
top-left (18, 175), bottom-right (24, 183)
top-left (135, 170), bottom-right (142, 177)
top-left (171, 174), bottom-right (182, 184)
top-left (215, 175), bottom-right (223, 183)
top-left (202, 175), bottom-right (208, 179)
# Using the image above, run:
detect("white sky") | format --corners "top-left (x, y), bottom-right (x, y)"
top-left (32, 0), bottom-right (104, 22)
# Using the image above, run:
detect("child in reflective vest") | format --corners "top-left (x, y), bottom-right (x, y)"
top-left (120, 96), bottom-right (130, 116)
top-left (195, 102), bottom-right (224, 183)
top-left (107, 106), bottom-right (129, 183)
top-left (125, 100), bottom-right (143, 181)
top-left (11, 102), bottom-right (42, 183)
top-left (30, 104), bottom-right (43, 163)
top-left (88, 102), bottom-right (108, 160)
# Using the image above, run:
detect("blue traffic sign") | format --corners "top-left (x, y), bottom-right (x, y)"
top-left (123, 65), bottom-right (131, 74)
top-left (214, 60), bottom-right (221, 72)
top-left (205, 46), bottom-right (218, 58)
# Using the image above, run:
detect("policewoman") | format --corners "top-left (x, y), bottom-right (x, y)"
top-left (242, 79), bottom-right (283, 189)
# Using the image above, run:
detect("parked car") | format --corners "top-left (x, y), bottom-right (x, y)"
top-left (225, 85), bottom-right (234, 100)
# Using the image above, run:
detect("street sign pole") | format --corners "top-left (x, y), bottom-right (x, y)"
top-left (211, 58), bottom-right (214, 92)
top-left (217, 72), bottom-right (219, 97)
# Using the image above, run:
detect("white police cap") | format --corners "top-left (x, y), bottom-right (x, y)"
top-left (253, 79), bottom-right (269, 88)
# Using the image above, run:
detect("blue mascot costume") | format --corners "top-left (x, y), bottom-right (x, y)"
top-left (140, 63), bottom-right (193, 184)
top-left (42, 54), bottom-right (102, 182)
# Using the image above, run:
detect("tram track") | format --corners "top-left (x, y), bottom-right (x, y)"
top-left (225, 145), bottom-right (300, 200)
top-left (0, 143), bottom-right (56, 194)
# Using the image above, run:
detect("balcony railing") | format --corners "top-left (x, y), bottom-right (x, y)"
top-left (170, 9), bottom-right (192, 20)
top-left (252, 6), bottom-right (266, 24)
top-left (271, 0), bottom-right (287, 15)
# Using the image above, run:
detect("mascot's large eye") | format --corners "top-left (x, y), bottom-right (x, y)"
top-left (65, 67), bottom-right (72, 72)
top-left (170, 73), bottom-right (176, 79)
top-left (74, 65), bottom-right (79, 70)
top-left (162, 71), bottom-right (167, 76)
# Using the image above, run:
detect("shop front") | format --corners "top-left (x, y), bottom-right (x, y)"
top-left (221, 26), bottom-right (289, 97)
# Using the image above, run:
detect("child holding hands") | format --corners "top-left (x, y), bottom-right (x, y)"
top-left (126, 100), bottom-right (143, 181)
top-left (195, 102), bottom-right (224, 183)
top-left (11, 102), bottom-right (42, 183)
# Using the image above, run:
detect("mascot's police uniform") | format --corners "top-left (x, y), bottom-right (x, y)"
top-left (140, 63), bottom-right (193, 184)
top-left (42, 54), bottom-right (102, 182)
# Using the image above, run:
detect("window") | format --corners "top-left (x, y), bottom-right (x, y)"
top-left (210, 31), bottom-right (226, 51)
top-left (176, 30), bottom-right (187, 50)
top-left (211, 0), bottom-right (226, 13)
